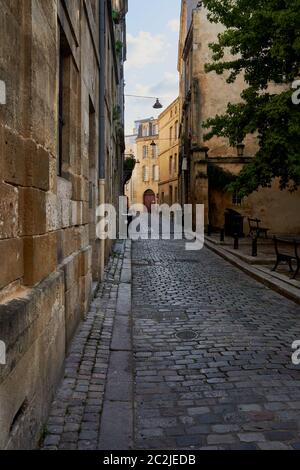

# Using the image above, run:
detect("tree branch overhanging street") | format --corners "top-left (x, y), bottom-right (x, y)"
top-left (202, 0), bottom-right (300, 196)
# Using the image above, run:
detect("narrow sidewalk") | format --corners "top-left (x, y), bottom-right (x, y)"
top-left (42, 240), bottom-right (132, 450)
top-left (205, 237), bottom-right (300, 306)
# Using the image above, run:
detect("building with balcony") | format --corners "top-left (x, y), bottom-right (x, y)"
top-left (125, 118), bottom-right (159, 211)
top-left (158, 98), bottom-right (180, 206)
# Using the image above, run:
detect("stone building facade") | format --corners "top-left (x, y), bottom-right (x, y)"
top-left (124, 131), bottom-right (138, 207)
top-left (178, 1), bottom-right (300, 234)
top-left (158, 98), bottom-right (180, 205)
top-left (0, 0), bottom-right (127, 449)
top-left (125, 118), bottom-right (159, 211)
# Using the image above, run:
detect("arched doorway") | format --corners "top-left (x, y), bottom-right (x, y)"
top-left (143, 189), bottom-right (156, 212)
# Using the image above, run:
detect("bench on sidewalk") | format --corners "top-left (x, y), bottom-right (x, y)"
top-left (248, 218), bottom-right (270, 239)
top-left (272, 236), bottom-right (300, 279)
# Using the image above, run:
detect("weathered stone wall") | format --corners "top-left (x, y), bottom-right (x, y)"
top-left (178, 3), bottom-right (300, 234)
top-left (189, 7), bottom-right (259, 157)
top-left (210, 177), bottom-right (300, 235)
top-left (0, 0), bottom-right (126, 449)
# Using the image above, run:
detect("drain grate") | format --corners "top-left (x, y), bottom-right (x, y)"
top-left (175, 330), bottom-right (198, 340)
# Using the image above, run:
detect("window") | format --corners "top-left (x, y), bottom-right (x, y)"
top-left (169, 126), bottom-right (173, 143)
top-left (152, 124), bottom-right (158, 135)
top-left (153, 165), bottom-right (159, 182)
top-left (169, 186), bottom-right (173, 205)
top-left (151, 143), bottom-right (159, 159)
top-left (143, 145), bottom-right (148, 158)
top-left (143, 166), bottom-right (149, 182)
top-left (174, 153), bottom-right (177, 173)
top-left (175, 187), bottom-right (178, 202)
top-left (175, 121), bottom-right (179, 140)
top-left (161, 192), bottom-right (165, 203)
top-left (169, 156), bottom-right (173, 176)
top-left (232, 192), bottom-right (242, 206)
top-left (152, 144), bottom-right (156, 159)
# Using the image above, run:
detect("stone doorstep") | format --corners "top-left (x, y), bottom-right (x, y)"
top-left (205, 239), bottom-right (300, 306)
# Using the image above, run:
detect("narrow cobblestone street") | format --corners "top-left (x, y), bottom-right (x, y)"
top-left (43, 239), bottom-right (300, 450)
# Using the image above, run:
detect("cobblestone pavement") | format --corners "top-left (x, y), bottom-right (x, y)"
top-left (43, 237), bottom-right (300, 450)
top-left (132, 239), bottom-right (300, 450)
top-left (42, 243), bottom-right (124, 450)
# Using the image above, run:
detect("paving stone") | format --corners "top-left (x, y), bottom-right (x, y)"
top-left (187, 407), bottom-right (210, 416)
top-left (207, 434), bottom-right (237, 445)
top-left (291, 442), bottom-right (300, 450)
top-left (131, 239), bottom-right (300, 450)
top-left (43, 435), bottom-right (60, 447)
top-left (60, 432), bottom-right (79, 443)
top-left (238, 433), bottom-right (266, 443)
top-left (41, 243), bottom-right (127, 450)
top-left (42, 238), bottom-right (300, 451)
top-left (176, 435), bottom-right (204, 448)
top-left (98, 401), bottom-right (133, 450)
top-left (258, 442), bottom-right (291, 450)
top-left (47, 425), bottom-right (64, 435)
top-left (264, 431), bottom-right (296, 441)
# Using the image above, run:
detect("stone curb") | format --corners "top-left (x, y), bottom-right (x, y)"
top-left (98, 240), bottom-right (133, 450)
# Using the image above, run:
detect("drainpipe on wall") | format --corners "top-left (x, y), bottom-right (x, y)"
top-left (99, 0), bottom-right (106, 281)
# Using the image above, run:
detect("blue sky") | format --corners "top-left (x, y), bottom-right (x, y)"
top-left (125, 0), bottom-right (181, 134)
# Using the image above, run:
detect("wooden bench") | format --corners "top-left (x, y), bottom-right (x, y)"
top-left (272, 236), bottom-right (300, 279)
top-left (248, 218), bottom-right (270, 238)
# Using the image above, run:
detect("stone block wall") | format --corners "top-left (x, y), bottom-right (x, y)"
top-left (0, 0), bottom-right (126, 449)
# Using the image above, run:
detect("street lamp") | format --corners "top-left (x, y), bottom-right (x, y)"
top-left (125, 94), bottom-right (164, 109)
top-left (153, 98), bottom-right (163, 109)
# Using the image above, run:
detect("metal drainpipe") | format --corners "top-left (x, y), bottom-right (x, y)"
top-left (99, 0), bottom-right (106, 280)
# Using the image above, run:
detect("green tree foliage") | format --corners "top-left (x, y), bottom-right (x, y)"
top-left (202, 0), bottom-right (300, 197)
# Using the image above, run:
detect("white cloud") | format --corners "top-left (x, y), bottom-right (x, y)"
top-left (167, 18), bottom-right (180, 33)
top-left (126, 31), bottom-right (168, 69)
top-left (149, 72), bottom-right (179, 98)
